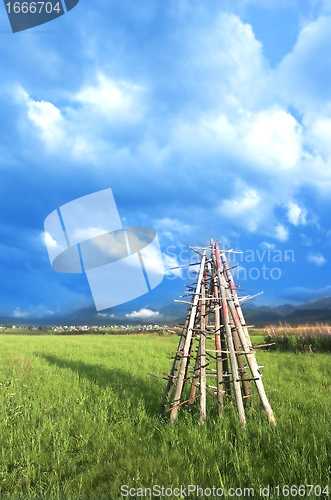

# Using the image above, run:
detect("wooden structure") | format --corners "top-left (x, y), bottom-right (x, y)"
top-left (159, 240), bottom-right (276, 427)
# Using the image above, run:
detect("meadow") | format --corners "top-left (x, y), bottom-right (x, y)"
top-left (0, 333), bottom-right (330, 499)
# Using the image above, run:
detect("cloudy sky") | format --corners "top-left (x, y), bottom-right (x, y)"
top-left (1, 0), bottom-right (331, 320)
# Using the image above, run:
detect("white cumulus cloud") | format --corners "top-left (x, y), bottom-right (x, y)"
top-left (274, 225), bottom-right (289, 241)
top-left (219, 188), bottom-right (261, 232)
top-left (243, 109), bottom-right (303, 171)
top-left (287, 202), bottom-right (307, 226)
top-left (259, 242), bottom-right (276, 250)
top-left (74, 72), bottom-right (145, 121)
top-left (307, 252), bottom-right (326, 266)
top-left (125, 308), bottom-right (162, 319)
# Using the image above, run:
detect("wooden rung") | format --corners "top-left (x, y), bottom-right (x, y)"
top-left (192, 329), bottom-right (207, 336)
top-left (148, 373), bottom-right (168, 380)
top-left (190, 353), bottom-right (206, 359)
top-left (205, 349), bottom-right (255, 354)
top-left (162, 372), bottom-right (177, 379)
top-left (205, 350), bottom-right (216, 355)
top-left (172, 351), bottom-right (194, 357)
top-left (179, 295), bottom-right (215, 300)
top-left (236, 375), bottom-right (262, 382)
top-left (192, 381), bottom-right (226, 391)
top-left (193, 334), bottom-right (214, 341)
top-left (254, 343), bottom-right (275, 348)
top-left (174, 300), bottom-right (194, 305)
top-left (166, 390), bottom-right (217, 412)
top-left (204, 379), bottom-right (235, 388)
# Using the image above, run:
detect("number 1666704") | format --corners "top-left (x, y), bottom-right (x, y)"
top-left (5, 2), bottom-right (61, 14)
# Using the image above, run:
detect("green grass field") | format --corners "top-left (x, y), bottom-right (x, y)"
top-left (0, 334), bottom-right (330, 499)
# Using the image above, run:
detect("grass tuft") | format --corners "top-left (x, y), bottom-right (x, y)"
top-left (265, 322), bottom-right (331, 352)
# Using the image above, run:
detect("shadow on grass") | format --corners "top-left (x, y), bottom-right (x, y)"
top-left (38, 353), bottom-right (164, 415)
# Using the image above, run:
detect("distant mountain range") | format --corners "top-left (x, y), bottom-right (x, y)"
top-left (242, 295), bottom-right (331, 326)
top-left (0, 295), bottom-right (331, 327)
top-left (0, 302), bottom-right (189, 327)
top-left (2, 296), bottom-right (331, 327)
top-left (167, 295), bottom-right (331, 326)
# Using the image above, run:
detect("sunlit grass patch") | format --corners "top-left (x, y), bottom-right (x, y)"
top-left (0, 334), bottom-right (330, 499)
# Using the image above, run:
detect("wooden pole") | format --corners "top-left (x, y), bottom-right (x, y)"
top-left (187, 302), bottom-right (204, 409)
top-left (169, 251), bottom-right (206, 424)
top-left (214, 253), bottom-right (250, 400)
top-left (188, 335), bottom-right (201, 410)
top-left (213, 275), bottom-right (224, 413)
top-left (232, 325), bottom-right (251, 399)
top-left (204, 264), bottom-right (212, 328)
top-left (220, 253), bottom-right (276, 426)
top-left (214, 243), bottom-right (246, 427)
top-left (199, 281), bottom-right (207, 425)
top-left (211, 240), bottom-right (231, 397)
top-left (159, 305), bottom-right (191, 415)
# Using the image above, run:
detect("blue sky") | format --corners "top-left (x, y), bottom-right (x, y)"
top-left (1, 0), bottom-right (331, 321)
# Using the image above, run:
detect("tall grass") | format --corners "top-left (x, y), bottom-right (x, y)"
top-left (265, 322), bottom-right (331, 353)
top-left (0, 334), bottom-right (330, 499)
